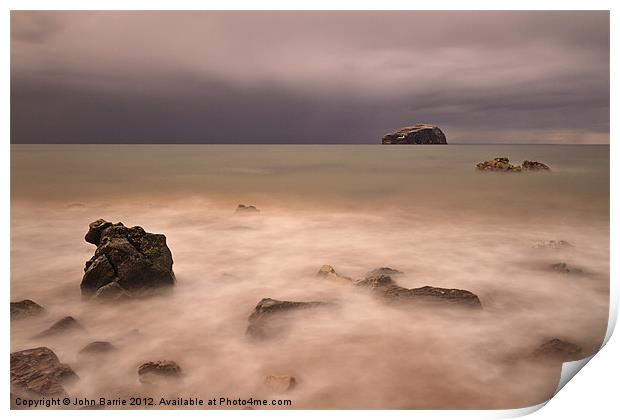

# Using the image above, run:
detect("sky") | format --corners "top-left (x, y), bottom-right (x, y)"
top-left (10, 11), bottom-right (610, 144)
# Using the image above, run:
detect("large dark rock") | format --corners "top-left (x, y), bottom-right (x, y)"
top-left (11, 347), bottom-right (78, 397)
top-left (382, 124), bottom-right (447, 144)
top-left (34, 316), bottom-right (84, 338)
top-left (356, 274), bottom-right (482, 308)
top-left (138, 360), bottom-right (182, 383)
top-left (81, 220), bottom-right (175, 297)
top-left (11, 299), bottom-right (46, 320)
top-left (247, 298), bottom-right (331, 338)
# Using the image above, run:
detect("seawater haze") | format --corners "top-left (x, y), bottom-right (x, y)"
top-left (10, 144), bottom-right (609, 409)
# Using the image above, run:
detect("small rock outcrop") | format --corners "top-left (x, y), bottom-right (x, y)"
top-left (34, 316), bottom-right (83, 339)
top-left (236, 204), bottom-right (259, 213)
top-left (364, 267), bottom-right (403, 278)
top-left (476, 157), bottom-right (551, 172)
top-left (11, 347), bottom-right (78, 396)
top-left (79, 341), bottom-right (116, 355)
top-left (265, 375), bottom-right (297, 392)
top-left (11, 300), bottom-right (46, 320)
top-left (531, 338), bottom-right (582, 362)
top-left (382, 124), bottom-right (447, 144)
top-left (138, 360), bottom-right (182, 383)
top-left (247, 298), bottom-right (331, 338)
top-left (81, 219), bottom-right (175, 298)
top-left (550, 262), bottom-right (583, 274)
top-left (316, 264), bottom-right (353, 283)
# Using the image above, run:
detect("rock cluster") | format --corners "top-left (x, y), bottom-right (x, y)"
top-left (320, 265), bottom-right (481, 308)
top-left (81, 219), bottom-right (175, 299)
top-left (11, 347), bottom-right (78, 397)
top-left (382, 124), bottom-right (447, 144)
top-left (475, 157), bottom-right (551, 172)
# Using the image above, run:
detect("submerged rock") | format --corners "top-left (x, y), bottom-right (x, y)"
top-left (316, 264), bottom-right (354, 283)
top-left (534, 240), bottom-right (573, 249)
top-left (11, 299), bottom-right (46, 320)
top-left (522, 160), bottom-right (551, 171)
top-left (79, 341), bottom-right (116, 355)
top-left (550, 262), bottom-right (583, 274)
top-left (94, 281), bottom-right (132, 301)
top-left (382, 124), bottom-right (447, 144)
top-left (476, 157), bottom-right (551, 172)
top-left (265, 375), bottom-right (297, 393)
top-left (81, 219), bottom-right (175, 298)
top-left (247, 298), bottom-right (331, 338)
top-left (531, 338), bottom-right (582, 362)
top-left (34, 316), bottom-right (83, 338)
top-left (236, 204), bottom-right (260, 213)
top-left (356, 275), bottom-right (482, 308)
top-left (138, 360), bottom-right (182, 383)
top-left (11, 347), bottom-right (78, 396)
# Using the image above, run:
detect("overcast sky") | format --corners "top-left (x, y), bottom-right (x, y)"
top-left (11, 11), bottom-right (609, 144)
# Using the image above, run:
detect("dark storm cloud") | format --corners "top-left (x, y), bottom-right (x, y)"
top-left (10, 11), bottom-right (609, 144)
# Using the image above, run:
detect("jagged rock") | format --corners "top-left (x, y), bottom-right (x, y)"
top-left (247, 298), bottom-right (331, 338)
top-left (316, 264), bottom-right (353, 283)
top-left (236, 204), bottom-right (259, 213)
top-left (382, 124), bottom-right (447, 144)
top-left (11, 299), bottom-right (46, 320)
top-left (531, 338), bottom-right (582, 362)
top-left (265, 375), bottom-right (297, 392)
top-left (522, 160), bottom-right (551, 171)
top-left (138, 360), bottom-right (182, 383)
top-left (81, 220), bottom-right (175, 297)
top-left (34, 316), bottom-right (83, 338)
top-left (11, 347), bottom-right (78, 396)
top-left (356, 275), bottom-right (481, 308)
top-left (534, 240), bottom-right (573, 249)
top-left (364, 267), bottom-right (403, 278)
top-left (79, 341), bottom-right (116, 355)
top-left (475, 157), bottom-right (522, 172)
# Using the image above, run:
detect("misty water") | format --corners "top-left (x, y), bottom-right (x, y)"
top-left (11, 144), bottom-right (609, 409)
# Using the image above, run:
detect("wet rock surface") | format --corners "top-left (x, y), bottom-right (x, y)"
top-left (382, 124), bottom-right (447, 144)
top-left (34, 316), bottom-right (83, 338)
top-left (247, 298), bottom-right (331, 338)
top-left (476, 157), bottom-right (551, 172)
top-left (364, 267), bottom-right (403, 278)
top-left (11, 347), bottom-right (78, 396)
top-left (550, 262), bottom-right (583, 274)
top-left (11, 299), bottom-right (46, 320)
top-left (317, 264), bottom-right (354, 283)
top-left (265, 375), bottom-right (297, 392)
top-left (81, 219), bottom-right (175, 298)
top-left (138, 360), bottom-right (182, 383)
